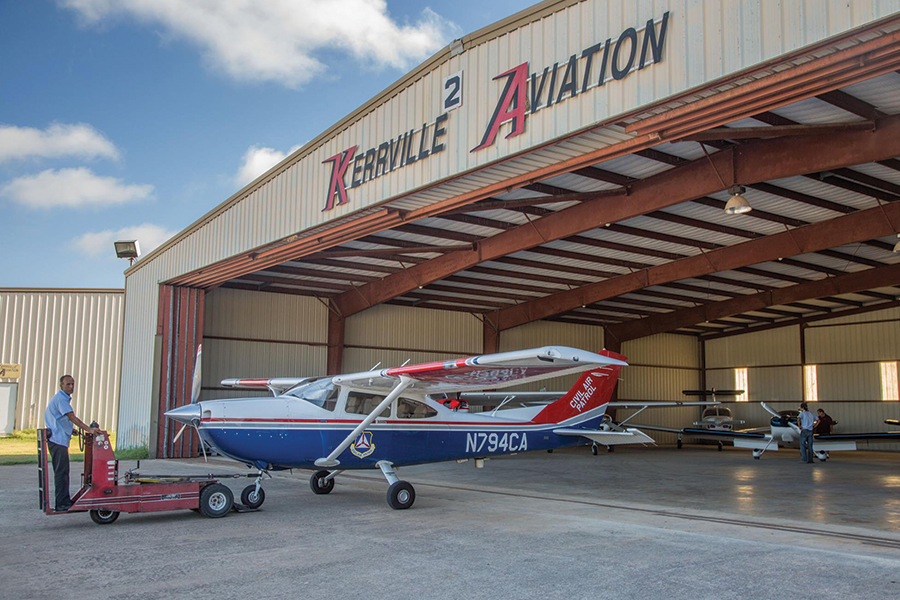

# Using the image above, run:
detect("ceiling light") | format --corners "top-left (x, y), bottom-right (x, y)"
top-left (724, 185), bottom-right (752, 215)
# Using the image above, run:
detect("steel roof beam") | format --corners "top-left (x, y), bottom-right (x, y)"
top-left (490, 200), bottom-right (900, 331)
top-left (332, 116), bottom-right (900, 317)
top-left (607, 262), bottom-right (900, 341)
top-left (679, 121), bottom-right (874, 142)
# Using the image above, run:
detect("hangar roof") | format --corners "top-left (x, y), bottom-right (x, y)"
top-left (154, 5), bottom-right (900, 343)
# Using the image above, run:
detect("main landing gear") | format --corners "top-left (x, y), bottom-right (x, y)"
top-left (377, 460), bottom-right (416, 510)
top-left (310, 469), bottom-right (340, 494)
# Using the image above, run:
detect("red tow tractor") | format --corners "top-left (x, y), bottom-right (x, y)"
top-left (38, 428), bottom-right (262, 525)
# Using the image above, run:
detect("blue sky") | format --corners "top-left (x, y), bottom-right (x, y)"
top-left (0, 0), bottom-right (534, 289)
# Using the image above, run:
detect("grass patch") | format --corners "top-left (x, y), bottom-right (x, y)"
top-left (0, 429), bottom-right (146, 465)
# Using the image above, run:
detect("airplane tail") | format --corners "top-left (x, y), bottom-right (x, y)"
top-left (531, 351), bottom-right (625, 425)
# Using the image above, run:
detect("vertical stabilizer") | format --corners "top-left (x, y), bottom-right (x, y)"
top-left (531, 351), bottom-right (625, 425)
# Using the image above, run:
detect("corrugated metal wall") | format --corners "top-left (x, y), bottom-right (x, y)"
top-left (343, 304), bottom-right (482, 374)
top-left (0, 289), bottom-right (123, 431)
top-left (705, 306), bottom-right (900, 450)
top-left (119, 0), bottom-right (900, 444)
top-left (616, 333), bottom-right (701, 444)
top-left (202, 288), bottom-right (329, 400)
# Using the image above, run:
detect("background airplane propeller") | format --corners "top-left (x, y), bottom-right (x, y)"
top-left (172, 345), bottom-right (207, 461)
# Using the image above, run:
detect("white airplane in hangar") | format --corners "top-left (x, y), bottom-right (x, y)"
top-left (165, 345), bottom-right (711, 510)
top-left (629, 402), bottom-right (900, 460)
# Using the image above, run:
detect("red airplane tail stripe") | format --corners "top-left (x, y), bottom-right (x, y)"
top-left (531, 351), bottom-right (625, 425)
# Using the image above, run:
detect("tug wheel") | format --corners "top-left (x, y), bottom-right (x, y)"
top-left (241, 485), bottom-right (266, 509)
top-left (199, 483), bottom-right (233, 518)
top-left (387, 481), bottom-right (416, 510)
top-left (89, 509), bottom-right (120, 525)
top-left (309, 470), bottom-right (335, 495)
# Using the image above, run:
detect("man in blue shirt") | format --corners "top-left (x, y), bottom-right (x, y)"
top-left (798, 402), bottom-right (816, 464)
top-left (44, 375), bottom-right (100, 511)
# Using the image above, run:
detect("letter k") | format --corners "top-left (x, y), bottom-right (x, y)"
top-left (322, 146), bottom-right (358, 211)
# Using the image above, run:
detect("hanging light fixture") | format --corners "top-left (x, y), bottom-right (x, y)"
top-left (724, 185), bottom-right (752, 215)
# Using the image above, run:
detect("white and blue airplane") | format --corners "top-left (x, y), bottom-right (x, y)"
top-left (166, 346), bottom-right (666, 510)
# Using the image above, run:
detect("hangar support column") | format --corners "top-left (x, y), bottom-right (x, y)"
top-left (327, 307), bottom-right (344, 375)
top-left (155, 284), bottom-right (205, 459)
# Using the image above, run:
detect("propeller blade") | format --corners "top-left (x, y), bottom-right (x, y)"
top-left (760, 402), bottom-right (780, 418)
top-left (172, 423), bottom-right (188, 444)
top-left (190, 344), bottom-right (203, 404)
top-left (195, 423), bottom-right (208, 462)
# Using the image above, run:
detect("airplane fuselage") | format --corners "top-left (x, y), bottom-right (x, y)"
top-left (192, 396), bottom-right (607, 470)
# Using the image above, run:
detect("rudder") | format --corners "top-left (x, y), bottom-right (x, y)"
top-left (531, 351), bottom-right (625, 425)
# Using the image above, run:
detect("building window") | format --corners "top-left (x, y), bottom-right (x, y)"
top-left (735, 368), bottom-right (748, 402)
top-left (881, 361), bottom-right (899, 401)
top-left (804, 365), bottom-right (818, 403)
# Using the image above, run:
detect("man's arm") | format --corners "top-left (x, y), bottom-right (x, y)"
top-left (66, 412), bottom-right (100, 435)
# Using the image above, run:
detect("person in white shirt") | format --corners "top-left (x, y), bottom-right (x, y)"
top-left (798, 402), bottom-right (816, 464)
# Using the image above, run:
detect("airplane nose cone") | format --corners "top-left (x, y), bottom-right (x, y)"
top-left (165, 403), bottom-right (201, 425)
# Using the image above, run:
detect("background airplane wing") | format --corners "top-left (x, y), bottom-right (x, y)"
top-left (626, 423), bottom-right (769, 440)
top-left (333, 346), bottom-right (627, 394)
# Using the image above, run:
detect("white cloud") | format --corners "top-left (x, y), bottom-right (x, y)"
top-left (0, 168), bottom-right (153, 208)
top-left (235, 143), bottom-right (302, 188)
top-left (73, 223), bottom-right (179, 258)
top-left (0, 123), bottom-right (120, 164)
top-left (60, 0), bottom-right (456, 88)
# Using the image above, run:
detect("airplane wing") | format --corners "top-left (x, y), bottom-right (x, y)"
top-left (624, 424), bottom-right (768, 440)
top-left (554, 428), bottom-right (656, 446)
top-left (333, 346), bottom-right (627, 394)
top-left (221, 377), bottom-right (319, 396)
top-left (886, 419), bottom-right (900, 426)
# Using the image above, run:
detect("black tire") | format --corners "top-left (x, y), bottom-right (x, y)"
top-left (591, 443), bottom-right (599, 456)
top-left (387, 481), bottom-right (415, 510)
top-left (717, 441), bottom-right (724, 451)
top-left (309, 470), bottom-right (335, 495)
top-left (89, 509), bottom-right (120, 525)
top-left (199, 483), bottom-right (233, 518)
top-left (241, 484), bottom-right (265, 509)
top-left (677, 439), bottom-right (683, 449)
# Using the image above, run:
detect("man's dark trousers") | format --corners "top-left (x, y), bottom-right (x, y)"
top-left (48, 441), bottom-right (71, 509)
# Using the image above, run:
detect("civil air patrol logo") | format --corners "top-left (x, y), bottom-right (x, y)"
top-left (350, 431), bottom-right (376, 458)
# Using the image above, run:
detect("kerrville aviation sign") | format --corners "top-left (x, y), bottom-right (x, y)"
top-left (322, 11), bottom-right (669, 212)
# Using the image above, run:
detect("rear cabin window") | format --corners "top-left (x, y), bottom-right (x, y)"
top-left (345, 392), bottom-right (390, 418)
top-left (286, 379), bottom-right (338, 411)
top-left (396, 398), bottom-right (438, 419)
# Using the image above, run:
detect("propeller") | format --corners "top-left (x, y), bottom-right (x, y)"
top-left (761, 402), bottom-right (801, 434)
top-left (172, 345), bottom-right (207, 461)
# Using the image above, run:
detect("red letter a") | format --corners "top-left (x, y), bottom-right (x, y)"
top-left (471, 63), bottom-right (529, 152)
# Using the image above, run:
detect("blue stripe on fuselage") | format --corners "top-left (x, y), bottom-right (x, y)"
top-left (200, 415), bottom-right (605, 469)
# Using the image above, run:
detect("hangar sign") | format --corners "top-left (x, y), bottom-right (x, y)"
top-left (0, 364), bottom-right (21, 379)
top-left (473, 11), bottom-right (670, 152)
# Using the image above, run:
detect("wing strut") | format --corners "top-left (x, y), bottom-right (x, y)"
top-left (315, 376), bottom-right (414, 468)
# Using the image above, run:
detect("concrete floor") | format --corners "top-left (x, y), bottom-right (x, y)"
top-left (2, 445), bottom-right (899, 600)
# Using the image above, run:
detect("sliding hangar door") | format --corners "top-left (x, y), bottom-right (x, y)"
top-left (116, 0), bottom-right (900, 457)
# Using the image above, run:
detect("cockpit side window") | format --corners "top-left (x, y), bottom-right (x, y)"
top-left (286, 379), bottom-right (338, 411)
top-left (396, 398), bottom-right (438, 419)
top-left (345, 392), bottom-right (390, 418)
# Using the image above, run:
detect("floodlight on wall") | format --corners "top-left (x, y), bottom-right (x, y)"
top-left (114, 240), bottom-right (141, 266)
top-left (724, 185), bottom-right (752, 215)
top-left (893, 233), bottom-right (900, 253)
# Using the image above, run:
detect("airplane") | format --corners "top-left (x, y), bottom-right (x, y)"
top-left (166, 346), bottom-right (670, 510)
top-left (683, 390), bottom-right (745, 433)
top-left (629, 402), bottom-right (900, 459)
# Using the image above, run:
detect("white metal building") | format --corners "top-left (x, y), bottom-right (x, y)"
top-left (117, 0), bottom-right (900, 456)
top-left (0, 288), bottom-right (124, 432)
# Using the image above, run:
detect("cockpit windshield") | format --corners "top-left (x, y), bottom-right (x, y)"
top-left (285, 378), bottom-right (338, 411)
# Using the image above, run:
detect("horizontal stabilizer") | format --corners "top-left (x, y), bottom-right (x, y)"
top-left (554, 428), bottom-right (655, 446)
top-left (682, 389), bottom-right (743, 397)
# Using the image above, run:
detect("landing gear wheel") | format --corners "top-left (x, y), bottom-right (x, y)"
top-left (677, 439), bottom-right (683, 449)
top-left (547, 449), bottom-right (553, 453)
top-left (241, 484), bottom-right (266, 509)
top-left (199, 483), bottom-right (234, 518)
top-left (591, 443), bottom-right (599, 456)
top-left (89, 509), bottom-right (119, 525)
top-left (717, 441), bottom-right (724, 451)
top-left (387, 481), bottom-right (416, 510)
top-left (310, 470), bottom-right (335, 495)
top-left (607, 445), bottom-right (615, 453)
